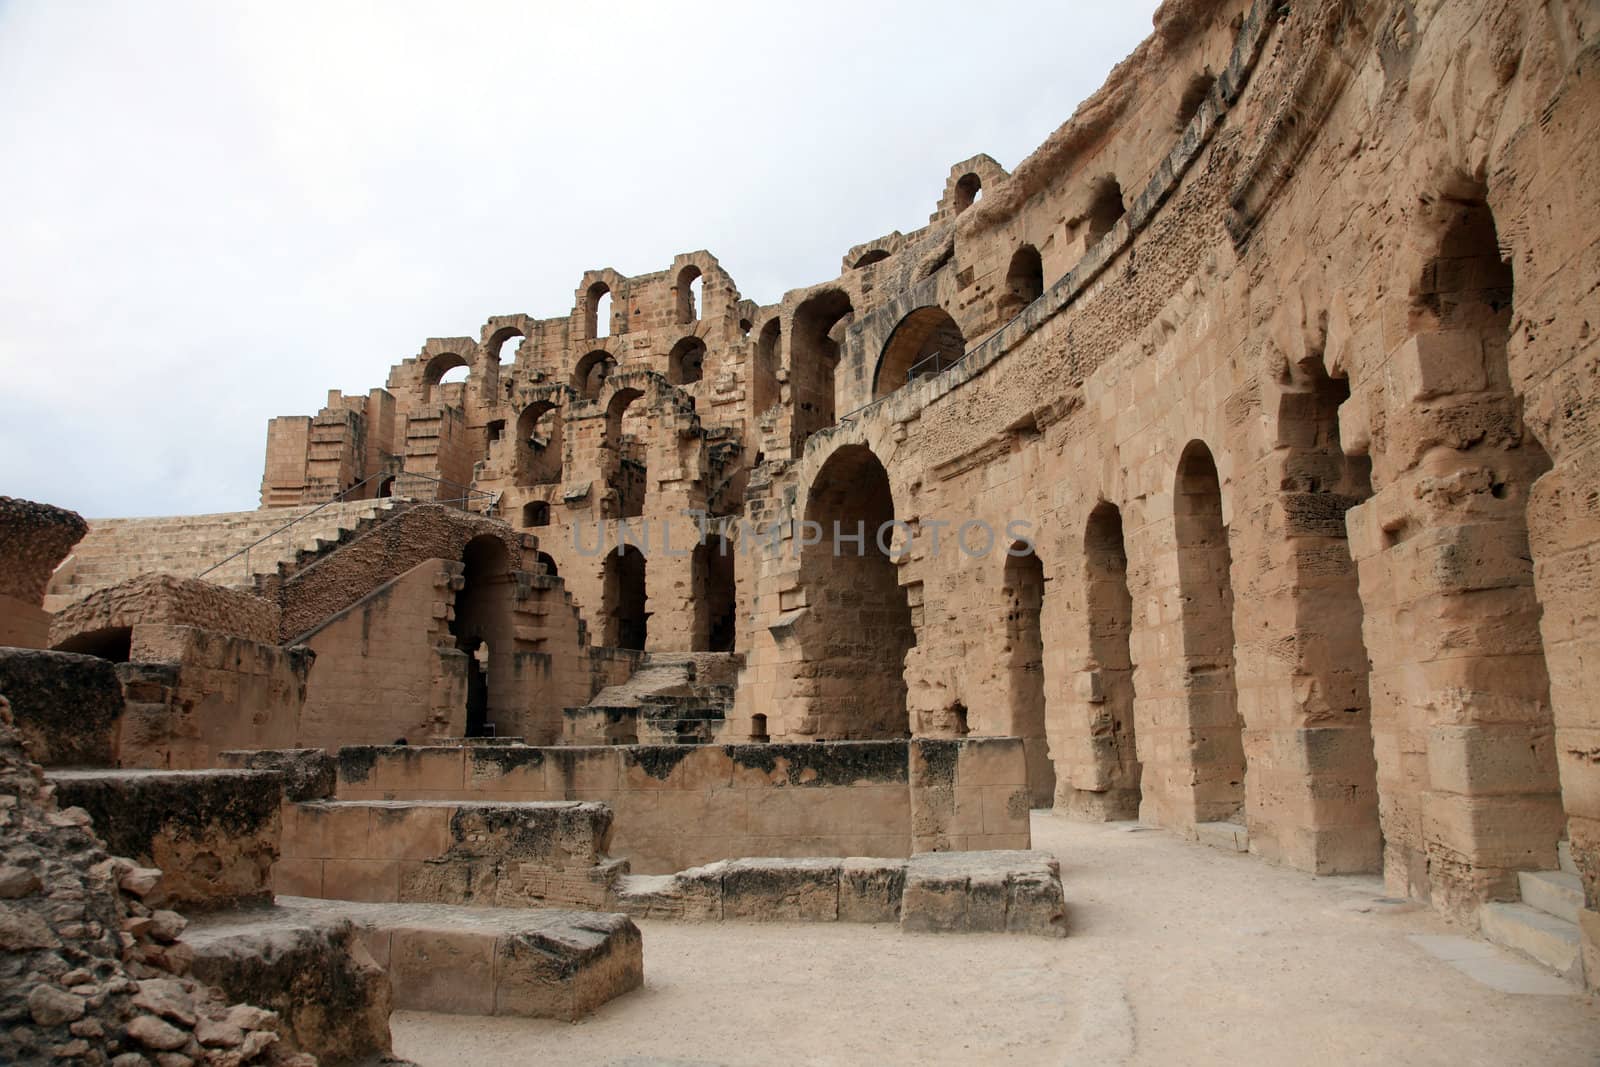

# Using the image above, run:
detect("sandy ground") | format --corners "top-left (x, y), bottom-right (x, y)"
top-left (392, 813), bottom-right (1600, 1065)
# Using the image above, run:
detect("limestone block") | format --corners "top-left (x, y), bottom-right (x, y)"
top-left (721, 857), bottom-right (841, 922)
top-left (839, 857), bottom-right (906, 923)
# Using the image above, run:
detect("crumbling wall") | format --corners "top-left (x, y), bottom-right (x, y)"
top-left (51, 574), bottom-right (282, 650)
top-left (0, 495), bottom-right (86, 648)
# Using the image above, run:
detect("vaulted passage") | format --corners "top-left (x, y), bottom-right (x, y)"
top-left (453, 535), bottom-right (513, 737)
top-left (602, 544), bottom-right (648, 651)
top-left (1174, 442), bottom-right (1247, 825)
top-left (873, 306), bottom-right (966, 400)
top-left (1075, 502), bottom-right (1141, 820)
top-left (1358, 185), bottom-right (1564, 909)
top-left (797, 445), bottom-right (915, 739)
top-left (791, 290), bottom-right (853, 447)
top-left (605, 389), bottom-right (647, 519)
top-left (693, 535), bottom-right (736, 653)
top-left (1004, 546), bottom-right (1055, 807)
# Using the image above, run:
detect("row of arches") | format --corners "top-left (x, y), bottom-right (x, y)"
top-left (598, 538), bottom-right (737, 653)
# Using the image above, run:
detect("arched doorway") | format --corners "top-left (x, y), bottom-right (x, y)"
top-left (874, 306), bottom-right (966, 399)
top-left (1079, 502), bottom-right (1141, 820)
top-left (605, 388), bottom-right (647, 519)
top-left (693, 534), bottom-right (736, 652)
top-left (514, 401), bottom-right (562, 486)
top-left (603, 545), bottom-right (648, 651)
top-left (797, 445), bottom-right (915, 738)
top-left (452, 535), bottom-right (512, 738)
top-left (1174, 441), bottom-right (1247, 825)
top-left (1004, 545), bottom-right (1054, 807)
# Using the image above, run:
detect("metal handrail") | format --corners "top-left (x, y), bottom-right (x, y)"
top-left (196, 470), bottom-right (498, 582)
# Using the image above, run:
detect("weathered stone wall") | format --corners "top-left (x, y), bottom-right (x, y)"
top-left (0, 495), bottom-right (87, 648)
top-left (275, 799), bottom-right (618, 908)
top-left (116, 626), bottom-right (312, 770)
top-left (48, 769), bottom-right (283, 911)
top-left (296, 558), bottom-right (467, 750)
top-left (331, 738), bottom-right (1028, 874)
top-left (51, 573), bottom-right (282, 649)
top-left (0, 648), bottom-right (125, 767)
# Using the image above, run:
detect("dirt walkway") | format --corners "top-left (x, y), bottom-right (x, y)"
top-left (393, 813), bottom-right (1599, 1065)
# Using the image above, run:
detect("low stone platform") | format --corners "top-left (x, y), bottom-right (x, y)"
top-left (240, 897), bottom-right (644, 1020)
top-left (614, 850), bottom-right (1066, 936)
top-left (47, 767), bottom-right (283, 910)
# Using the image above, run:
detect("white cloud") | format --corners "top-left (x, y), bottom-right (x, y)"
top-left (0, 0), bottom-right (1160, 517)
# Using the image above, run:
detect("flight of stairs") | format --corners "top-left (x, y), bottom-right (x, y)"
top-left (44, 499), bottom-right (404, 610)
top-left (1479, 839), bottom-right (1586, 984)
top-left (565, 652), bottom-right (742, 745)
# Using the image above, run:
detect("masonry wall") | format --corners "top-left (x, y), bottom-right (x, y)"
top-left (330, 738), bottom-right (1028, 874)
top-left (298, 558), bottom-right (467, 749)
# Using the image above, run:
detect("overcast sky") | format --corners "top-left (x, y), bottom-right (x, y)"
top-left (0, 0), bottom-right (1160, 519)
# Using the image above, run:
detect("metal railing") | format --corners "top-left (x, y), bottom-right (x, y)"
top-left (196, 471), bottom-right (500, 583)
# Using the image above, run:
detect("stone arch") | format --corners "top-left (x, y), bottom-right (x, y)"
top-left (999, 245), bottom-right (1045, 321)
top-left (1073, 501), bottom-right (1141, 820)
top-left (422, 351), bottom-right (470, 402)
top-left (676, 265), bottom-right (703, 325)
top-left (668, 336), bottom-right (706, 386)
top-left (1003, 543), bottom-right (1054, 808)
top-left (602, 544), bottom-right (648, 651)
top-left (488, 326), bottom-right (524, 367)
top-left (453, 535), bottom-right (514, 738)
top-left (573, 349), bottom-right (616, 401)
top-left (790, 288), bottom-right (854, 447)
top-left (1174, 439), bottom-right (1248, 825)
top-left (585, 280), bottom-right (614, 339)
top-left (514, 400), bottom-right (562, 487)
top-left (795, 442), bottom-right (915, 739)
top-left (953, 172), bottom-right (983, 213)
top-left (753, 318), bottom-right (781, 414)
top-left (1084, 176), bottom-right (1127, 247)
top-left (874, 306), bottom-right (967, 400)
top-left (692, 534), bottom-right (736, 653)
top-left (605, 387), bottom-right (648, 519)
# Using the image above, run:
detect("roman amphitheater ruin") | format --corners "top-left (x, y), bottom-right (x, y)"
top-left (4, 0), bottom-right (1600, 1061)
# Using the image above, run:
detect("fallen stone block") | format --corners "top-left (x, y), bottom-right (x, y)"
top-left (901, 851), bottom-right (1066, 937)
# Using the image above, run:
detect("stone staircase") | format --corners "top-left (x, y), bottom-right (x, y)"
top-left (1479, 839), bottom-right (1586, 984)
top-left (44, 499), bottom-right (403, 611)
top-left (563, 652), bottom-right (742, 745)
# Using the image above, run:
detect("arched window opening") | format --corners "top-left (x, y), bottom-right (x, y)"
top-left (668, 337), bottom-right (707, 386)
top-left (522, 501), bottom-right (550, 528)
top-left (586, 281), bottom-right (613, 339)
top-left (676, 266), bottom-right (703, 325)
top-left (750, 713), bottom-right (769, 743)
top-left (797, 445), bottom-right (914, 738)
top-left (53, 626), bottom-right (133, 663)
top-left (738, 318), bottom-right (753, 336)
top-left (753, 318), bottom-right (782, 415)
top-left (422, 353), bottom-right (469, 403)
top-left (602, 545), bottom-right (648, 650)
top-left (492, 329), bottom-right (524, 367)
top-left (536, 550), bottom-right (558, 579)
top-left (573, 350), bottom-right (614, 401)
top-left (999, 245), bottom-right (1045, 321)
top-left (376, 477), bottom-right (395, 499)
top-left (1085, 177), bottom-right (1126, 247)
top-left (873, 306), bottom-right (966, 400)
top-left (1005, 546), bottom-right (1054, 807)
top-left (853, 249), bottom-right (891, 269)
top-left (1174, 441), bottom-right (1247, 825)
top-left (1078, 503), bottom-right (1141, 820)
top-left (1176, 71), bottom-right (1216, 130)
top-left (791, 291), bottom-right (854, 446)
top-left (693, 534), bottom-right (737, 652)
top-left (515, 402), bottom-right (563, 487)
top-left (953, 173), bottom-right (982, 213)
top-left (606, 388), bottom-right (648, 519)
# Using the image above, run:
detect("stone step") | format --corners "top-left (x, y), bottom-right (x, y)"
top-left (1559, 838), bottom-right (1578, 877)
top-left (1479, 901), bottom-right (1583, 982)
top-left (1519, 869), bottom-right (1584, 925)
top-left (1195, 820), bottom-right (1249, 853)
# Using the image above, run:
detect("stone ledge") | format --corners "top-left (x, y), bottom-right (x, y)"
top-left (613, 850), bottom-right (1066, 937)
top-left (193, 897), bottom-right (645, 1021)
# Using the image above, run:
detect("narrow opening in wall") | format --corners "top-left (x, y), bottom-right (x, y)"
top-left (669, 337), bottom-right (706, 386)
top-left (693, 534), bottom-right (737, 652)
top-left (999, 245), bottom-right (1045, 321)
top-left (1085, 177), bottom-right (1126, 247)
top-left (1176, 71), bottom-right (1216, 130)
top-left (602, 544), bottom-right (648, 650)
top-left (954, 172), bottom-right (982, 213)
top-left (677, 266), bottom-right (703, 325)
top-left (750, 713), bottom-right (769, 743)
top-left (522, 501), bottom-right (549, 528)
top-left (1082, 502), bottom-right (1141, 820)
top-left (587, 281), bottom-right (613, 339)
top-left (1005, 544), bottom-right (1054, 807)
